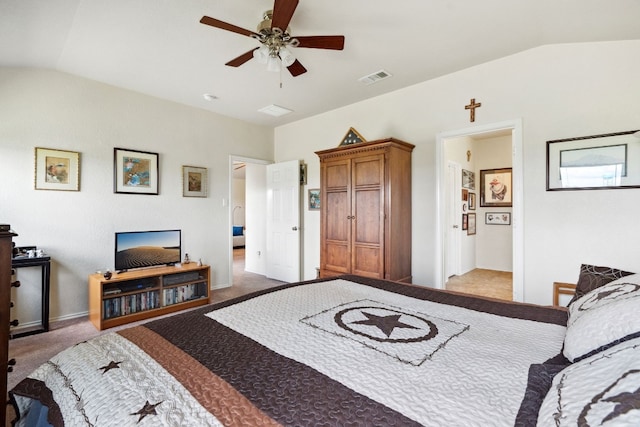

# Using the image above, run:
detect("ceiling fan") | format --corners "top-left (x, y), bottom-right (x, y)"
top-left (200, 0), bottom-right (345, 77)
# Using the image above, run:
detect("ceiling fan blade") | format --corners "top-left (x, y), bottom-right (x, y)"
top-left (200, 16), bottom-right (260, 38)
top-left (225, 49), bottom-right (258, 67)
top-left (287, 59), bottom-right (307, 77)
top-left (271, 0), bottom-right (299, 31)
top-left (295, 36), bottom-right (345, 50)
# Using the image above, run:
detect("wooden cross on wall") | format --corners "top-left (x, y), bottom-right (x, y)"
top-left (465, 98), bottom-right (482, 122)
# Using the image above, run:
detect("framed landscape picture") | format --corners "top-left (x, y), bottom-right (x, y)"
top-left (114, 148), bottom-right (159, 195)
top-left (308, 188), bottom-right (320, 210)
top-left (182, 165), bottom-right (207, 197)
top-left (34, 147), bottom-right (80, 191)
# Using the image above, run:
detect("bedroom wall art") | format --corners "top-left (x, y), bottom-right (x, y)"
top-left (485, 212), bottom-right (511, 225)
top-left (462, 169), bottom-right (475, 189)
top-left (34, 147), bottom-right (80, 191)
top-left (467, 213), bottom-right (476, 235)
top-left (480, 168), bottom-right (512, 207)
top-left (546, 130), bottom-right (640, 191)
top-left (308, 189), bottom-right (320, 210)
top-left (113, 148), bottom-right (159, 195)
top-left (182, 166), bottom-right (207, 198)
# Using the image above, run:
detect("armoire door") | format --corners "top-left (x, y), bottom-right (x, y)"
top-left (351, 154), bottom-right (385, 278)
top-left (322, 158), bottom-right (351, 275)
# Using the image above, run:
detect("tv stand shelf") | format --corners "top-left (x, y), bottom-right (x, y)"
top-left (89, 263), bottom-right (210, 331)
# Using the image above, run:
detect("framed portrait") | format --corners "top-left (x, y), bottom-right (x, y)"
top-left (182, 166), bottom-right (207, 197)
top-left (480, 168), bottom-right (512, 207)
top-left (462, 188), bottom-right (468, 201)
top-left (546, 130), bottom-right (640, 191)
top-left (462, 169), bottom-right (475, 189)
top-left (308, 188), bottom-right (320, 210)
top-left (35, 147), bottom-right (80, 191)
top-left (469, 193), bottom-right (476, 210)
top-left (467, 213), bottom-right (476, 235)
top-left (114, 148), bottom-right (159, 195)
top-left (462, 213), bottom-right (468, 230)
top-left (485, 212), bottom-right (511, 225)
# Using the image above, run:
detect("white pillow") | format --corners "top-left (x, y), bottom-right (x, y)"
top-left (563, 273), bottom-right (640, 362)
top-left (537, 337), bottom-right (640, 426)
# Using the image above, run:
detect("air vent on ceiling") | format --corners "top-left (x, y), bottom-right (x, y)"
top-left (358, 69), bottom-right (392, 85)
top-left (258, 104), bottom-right (293, 117)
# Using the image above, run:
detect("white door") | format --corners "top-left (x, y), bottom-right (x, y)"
top-left (445, 161), bottom-right (461, 279)
top-left (266, 160), bottom-right (301, 282)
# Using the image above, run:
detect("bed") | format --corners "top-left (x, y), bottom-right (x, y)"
top-left (232, 226), bottom-right (245, 248)
top-left (9, 271), bottom-right (640, 426)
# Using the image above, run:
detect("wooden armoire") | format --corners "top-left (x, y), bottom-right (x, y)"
top-left (316, 138), bottom-right (414, 282)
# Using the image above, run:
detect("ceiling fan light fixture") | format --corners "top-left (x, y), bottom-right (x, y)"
top-left (279, 47), bottom-right (295, 67)
top-left (253, 45), bottom-right (270, 64)
top-left (267, 55), bottom-right (281, 72)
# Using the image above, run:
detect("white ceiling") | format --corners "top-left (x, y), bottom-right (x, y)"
top-left (2, 0), bottom-right (640, 128)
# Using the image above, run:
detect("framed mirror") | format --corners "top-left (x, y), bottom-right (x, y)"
top-left (546, 130), bottom-right (640, 191)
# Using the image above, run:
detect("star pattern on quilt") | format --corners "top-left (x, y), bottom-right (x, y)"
top-left (98, 360), bottom-right (122, 374)
top-left (131, 400), bottom-right (163, 424)
top-left (602, 386), bottom-right (640, 422)
top-left (351, 312), bottom-right (419, 337)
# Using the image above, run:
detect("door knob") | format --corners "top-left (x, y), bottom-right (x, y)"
top-left (453, 225), bottom-right (459, 229)
top-left (292, 226), bottom-right (298, 231)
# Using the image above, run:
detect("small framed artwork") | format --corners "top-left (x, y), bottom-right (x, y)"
top-left (114, 148), bottom-right (159, 195)
top-left (462, 188), bottom-right (468, 201)
top-left (469, 193), bottom-right (476, 210)
top-left (462, 169), bottom-right (475, 189)
top-left (467, 213), bottom-right (476, 235)
top-left (34, 147), bottom-right (80, 191)
top-left (308, 188), bottom-right (320, 210)
top-left (182, 165), bottom-right (207, 197)
top-left (480, 168), bottom-right (512, 207)
top-left (486, 212), bottom-right (511, 225)
top-left (462, 213), bottom-right (468, 230)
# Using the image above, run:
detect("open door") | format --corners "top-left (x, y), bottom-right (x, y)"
top-left (266, 160), bottom-right (301, 282)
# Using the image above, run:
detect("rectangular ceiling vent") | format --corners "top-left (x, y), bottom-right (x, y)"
top-left (258, 104), bottom-right (293, 117)
top-left (358, 69), bottom-right (392, 85)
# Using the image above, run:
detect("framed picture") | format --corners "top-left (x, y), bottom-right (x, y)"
top-left (308, 188), bottom-right (320, 210)
top-left (182, 165), bottom-right (207, 197)
top-left (467, 213), bottom-right (476, 235)
top-left (469, 193), bottom-right (476, 210)
top-left (546, 130), bottom-right (640, 190)
top-left (462, 169), bottom-right (475, 189)
top-left (485, 212), bottom-right (511, 225)
top-left (34, 147), bottom-right (80, 191)
top-left (462, 188), bottom-right (468, 201)
top-left (462, 213), bottom-right (468, 230)
top-left (114, 148), bottom-right (159, 195)
top-left (480, 168), bottom-right (512, 207)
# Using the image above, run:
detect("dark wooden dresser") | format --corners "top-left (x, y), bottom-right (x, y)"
top-left (0, 230), bottom-right (17, 423)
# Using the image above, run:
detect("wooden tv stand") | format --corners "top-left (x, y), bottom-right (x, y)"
top-left (89, 263), bottom-right (210, 330)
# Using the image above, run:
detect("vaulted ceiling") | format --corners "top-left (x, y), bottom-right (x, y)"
top-left (2, 0), bottom-right (639, 127)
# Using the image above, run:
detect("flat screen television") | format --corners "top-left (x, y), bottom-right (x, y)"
top-left (115, 229), bottom-right (181, 272)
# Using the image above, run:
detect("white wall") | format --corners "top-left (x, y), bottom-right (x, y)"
top-left (474, 135), bottom-right (512, 271)
top-left (0, 68), bottom-right (273, 325)
top-left (244, 162), bottom-right (267, 275)
top-left (232, 178), bottom-right (245, 226)
top-left (274, 40), bottom-right (640, 305)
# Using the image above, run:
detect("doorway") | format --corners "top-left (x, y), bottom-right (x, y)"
top-left (436, 119), bottom-right (524, 302)
top-left (229, 156), bottom-right (270, 287)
